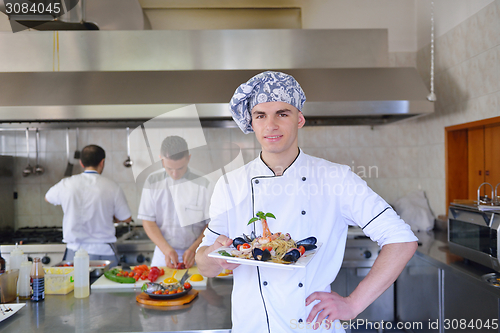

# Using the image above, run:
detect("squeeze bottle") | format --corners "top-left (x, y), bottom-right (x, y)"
top-left (10, 243), bottom-right (25, 271)
top-left (18, 261), bottom-right (32, 299)
top-left (74, 249), bottom-right (90, 298)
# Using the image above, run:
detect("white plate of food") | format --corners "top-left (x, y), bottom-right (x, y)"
top-left (208, 242), bottom-right (322, 270)
top-left (0, 303), bottom-right (26, 323)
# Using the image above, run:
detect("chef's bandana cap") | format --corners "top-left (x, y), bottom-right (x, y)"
top-left (229, 71), bottom-right (306, 134)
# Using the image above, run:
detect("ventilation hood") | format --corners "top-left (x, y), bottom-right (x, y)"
top-left (0, 29), bottom-right (433, 128)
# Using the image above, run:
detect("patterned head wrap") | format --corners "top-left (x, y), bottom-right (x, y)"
top-left (229, 71), bottom-right (306, 134)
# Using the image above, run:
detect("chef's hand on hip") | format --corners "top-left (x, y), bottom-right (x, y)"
top-left (163, 246), bottom-right (179, 269)
top-left (183, 249), bottom-right (196, 268)
top-left (211, 235), bottom-right (240, 270)
top-left (305, 291), bottom-right (358, 329)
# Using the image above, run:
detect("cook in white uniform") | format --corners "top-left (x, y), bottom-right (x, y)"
top-left (138, 136), bottom-right (211, 268)
top-left (45, 145), bottom-right (132, 267)
top-left (196, 71), bottom-right (418, 332)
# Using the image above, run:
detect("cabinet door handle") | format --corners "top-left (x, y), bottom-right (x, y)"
top-left (479, 170), bottom-right (482, 176)
top-left (485, 170), bottom-right (490, 176)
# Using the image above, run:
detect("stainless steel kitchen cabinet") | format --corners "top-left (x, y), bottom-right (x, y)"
top-left (396, 255), bottom-right (441, 332)
top-left (444, 269), bottom-right (498, 332)
top-left (331, 267), bottom-right (395, 322)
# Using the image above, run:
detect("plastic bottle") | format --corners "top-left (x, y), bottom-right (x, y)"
top-left (9, 243), bottom-right (25, 271)
top-left (74, 249), bottom-right (90, 298)
top-left (18, 261), bottom-right (32, 300)
top-left (30, 257), bottom-right (45, 301)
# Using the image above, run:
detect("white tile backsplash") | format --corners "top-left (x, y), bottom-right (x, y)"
top-left (298, 127), bottom-right (326, 148)
top-left (230, 128), bottom-right (255, 150)
top-left (324, 127), bottom-right (350, 148)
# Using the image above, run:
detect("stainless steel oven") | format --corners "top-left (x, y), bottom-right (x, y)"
top-left (448, 204), bottom-right (500, 272)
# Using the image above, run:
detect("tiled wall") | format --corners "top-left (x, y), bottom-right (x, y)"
top-left (1, 123), bottom-right (422, 229)
top-left (411, 0), bottom-right (500, 216)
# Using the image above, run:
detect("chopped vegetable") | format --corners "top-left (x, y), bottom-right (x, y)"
top-left (104, 269), bottom-right (136, 284)
top-left (218, 250), bottom-right (233, 257)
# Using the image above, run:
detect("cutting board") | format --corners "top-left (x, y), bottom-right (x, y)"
top-left (136, 289), bottom-right (199, 307)
top-left (91, 266), bottom-right (208, 290)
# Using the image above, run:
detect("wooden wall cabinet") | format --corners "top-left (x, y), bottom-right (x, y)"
top-left (446, 117), bottom-right (500, 207)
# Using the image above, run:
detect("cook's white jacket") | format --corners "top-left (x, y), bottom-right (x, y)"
top-left (138, 168), bottom-right (211, 265)
top-left (200, 150), bottom-right (417, 333)
top-left (46, 171), bottom-right (132, 255)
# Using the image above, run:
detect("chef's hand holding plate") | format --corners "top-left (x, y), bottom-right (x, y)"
top-left (210, 235), bottom-right (240, 271)
top-left (305, 291), bottom-right (359, 329)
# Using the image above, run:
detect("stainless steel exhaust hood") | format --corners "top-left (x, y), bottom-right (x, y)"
top-left (0, 29), bottom-right (433, 128)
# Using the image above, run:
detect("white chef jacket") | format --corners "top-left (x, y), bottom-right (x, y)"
top-left (199, 150), bottom-right (418, 333)
top-left (45, 170), bottom-right (132, 256)
top-left (138, 168), bottom-right (211, 266)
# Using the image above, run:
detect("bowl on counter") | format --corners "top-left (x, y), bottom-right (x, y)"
top-left (53, 260), bottom-right (111, 278)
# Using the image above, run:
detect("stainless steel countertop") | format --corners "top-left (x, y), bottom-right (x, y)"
top-left (413, 230), bottom-right (500, 297)
top-left (3, 230), bottom-right (500, 332)
top-left (0, 278), bottom-right (232, 333)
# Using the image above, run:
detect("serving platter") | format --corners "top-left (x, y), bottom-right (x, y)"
top-left (208, 242), bottom-right (322, 270)
top-left (145, 286), bottom-right (192, 300)
top-left (0, 304), bottom-right (26, 323)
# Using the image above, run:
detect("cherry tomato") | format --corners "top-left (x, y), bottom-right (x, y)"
top-left (159, 268), bottom-right (165, 276)
top-left (298, 246), bottom-right (305, 256)
top-left (262, 245), bottom-right (273, 252)
top-left (183, 282), bottom-right (191, 290)
top-left (237, 245), bottom-right (242, 251)
top-left (140, 275), bottom-right (147, 280)
top-left (240, 243), bottom-right (251, 250)
top-left (176, 263), bottom-right (186, 270)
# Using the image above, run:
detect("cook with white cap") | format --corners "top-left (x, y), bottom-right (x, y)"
top-left (196, 71), bottom-right (418, 332)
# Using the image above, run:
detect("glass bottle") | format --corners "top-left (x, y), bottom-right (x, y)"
top-left (30, 257), bottom-right (45, 301)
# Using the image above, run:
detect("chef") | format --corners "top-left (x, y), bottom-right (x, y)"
top-left (196, 71), bottom-right (418, 332)
top-left (45, 145), bottom-right (132, 267)
top-left (138, 136), bottom-right (211, 268)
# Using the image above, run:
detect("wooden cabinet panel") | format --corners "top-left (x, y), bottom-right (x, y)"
top-left (446, 117), bottom-right (500, 208)
top-left (446, 129), bottom-right (468, 207)
top-left (485, 125), bottom-right (500, 193)
top-left (468, 127), bottom-right (485, 200)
